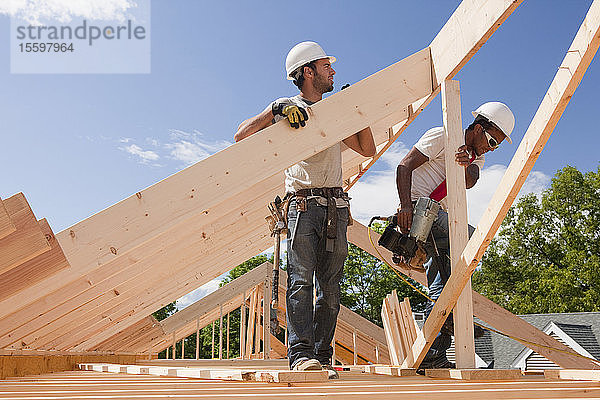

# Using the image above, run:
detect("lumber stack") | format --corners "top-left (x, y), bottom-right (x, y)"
top-left (0, 194), bottom-right (51, 275)
top-left (381, 290), bottom-right (421, 366)
top-left (0, 194), bottom-right (64, 308)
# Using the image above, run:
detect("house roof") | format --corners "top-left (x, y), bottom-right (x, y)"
top-left (475, 312), bottom-right (600, 368)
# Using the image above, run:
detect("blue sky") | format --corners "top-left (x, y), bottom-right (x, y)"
top-left (1, 1), bottom-right (598, 306)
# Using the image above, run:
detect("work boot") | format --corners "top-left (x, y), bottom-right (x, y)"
top-left (321, 364), bottom-right (339, 379)
top-left (292, 358), bottom-right (322, 371)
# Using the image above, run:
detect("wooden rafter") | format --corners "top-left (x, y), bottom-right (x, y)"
top-left (441, 79), bottom-right (475, 367)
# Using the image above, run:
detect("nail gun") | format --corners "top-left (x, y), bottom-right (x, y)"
top-left (369, 197), bottom-right (440, 270)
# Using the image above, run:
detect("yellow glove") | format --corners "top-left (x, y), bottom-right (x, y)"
top-left (272, 103), bottom-right (309, 129)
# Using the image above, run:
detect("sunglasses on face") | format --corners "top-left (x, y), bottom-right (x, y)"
top-left (483, 129), bottom-right (500, 149)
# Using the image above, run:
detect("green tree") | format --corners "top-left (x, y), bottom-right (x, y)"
top-left (152, 302), bottom-right (177, 322)
top-left (472, 165), bottom-right (600, 314)
top-left (153, 302), bottom-right (177, 358)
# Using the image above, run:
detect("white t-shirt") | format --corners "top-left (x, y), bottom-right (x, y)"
top-left (411, 127), bottom-right (484, 209)
top-left (269, 95), bottom-right (343, 194)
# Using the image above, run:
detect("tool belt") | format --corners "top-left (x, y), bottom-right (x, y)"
top-left (295, 187), bottom-right (345, 198)
top-left (292, 187), bottom-right (348, 252)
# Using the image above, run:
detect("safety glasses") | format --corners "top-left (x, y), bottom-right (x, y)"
top-left (483, 129), bottom-right (500, 149)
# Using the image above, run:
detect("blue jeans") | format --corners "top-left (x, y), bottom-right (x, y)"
top-left (286, 198), bottom-right (349, 368)
top-left (421, 209), bottom-right (474, 367)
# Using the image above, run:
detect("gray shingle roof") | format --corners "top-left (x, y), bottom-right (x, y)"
top-left (474, 312), bottom-right (600, 368)
top-left (554, 322), bottom-right (600, 360)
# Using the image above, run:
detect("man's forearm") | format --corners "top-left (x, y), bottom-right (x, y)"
top-left (396, 164), bottom-right (413, 209)
top-left (343, 127), bottom-right (376, 157)
top-left (234, 109), bottom-right (273, 142)
top-left (465, 164), bottom-right (479, 189)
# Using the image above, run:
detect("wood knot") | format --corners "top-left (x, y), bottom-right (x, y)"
top-left (136, 192), bottom-right (142, 200)
top-left (45, 234), bottom-right (53, 242)
top-left (110, 247), bottom-right (117, 255)
top-left (201, 232), bottom-right (206, 239)
top-left (113, 289), bottom-right (120, 296)
top-left (70, 230), bottom-right (75, 238)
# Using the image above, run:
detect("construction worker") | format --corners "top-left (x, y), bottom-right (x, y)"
top-left (234, 41), bottom-right (375, 378)
top-left (395, 102), bottom-right (515, 370)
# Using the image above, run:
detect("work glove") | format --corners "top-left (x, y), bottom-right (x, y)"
top-left (272, 102), bottom-right (309, 129)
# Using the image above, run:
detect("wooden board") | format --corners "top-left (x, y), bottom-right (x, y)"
top-left (6, 368), bottom-right (600, 399)
top-left (404, 0), bottom-right (600, 369)
top-left (545, 369), bottom-right (600, 381)
top-left (79, 363), bottom-right (329, 383)
top-left (0, 354), bottom-right (139, 379)
top-left (365, 365), bottom-right (418, 377)
top-left (0, 219), bottom-right (69, 302)
top-left (0, 198), bottom-right (16, 240)
top-left (0, 193), bottom-right (50, 275)
top-left (426, 368), bottom-right (523, 380)
top-left (441, 79), bottom-right (475, 368)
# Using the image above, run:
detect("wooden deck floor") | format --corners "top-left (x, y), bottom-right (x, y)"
top-left (1, 370), bottom-right (599, 399)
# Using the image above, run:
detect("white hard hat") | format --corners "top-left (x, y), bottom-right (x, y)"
top-left (471, 102), bottom-right (515, 144)
top-left (285, 41), bottom-right (336, 81)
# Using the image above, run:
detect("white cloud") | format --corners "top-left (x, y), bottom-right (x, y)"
top-left (348, 141), bottom-right (409, 225)
top-left (121, 143), bottom-right (159, 163)
top-left (176, 277), bottom-right (224, 310)
top-left (349, 170), bottom-right (398, 225)
top-left (466, 164), bottom-right (551, 224)
top-left (0, 0), bottom-right (136, 24)
top-left (349, 142), bottom-right (551, 227)
top-left (166, 129), bottom-right (231, 165)
top-left (116, 130), bottom-right (230, 167)
top-left (379, 141), bottom-right (411, 167)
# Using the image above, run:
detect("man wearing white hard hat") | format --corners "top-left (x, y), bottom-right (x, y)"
top-left (235, 41), bottom-right (375, 378)
top-left (395, 101), bottom-right (515, 370)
